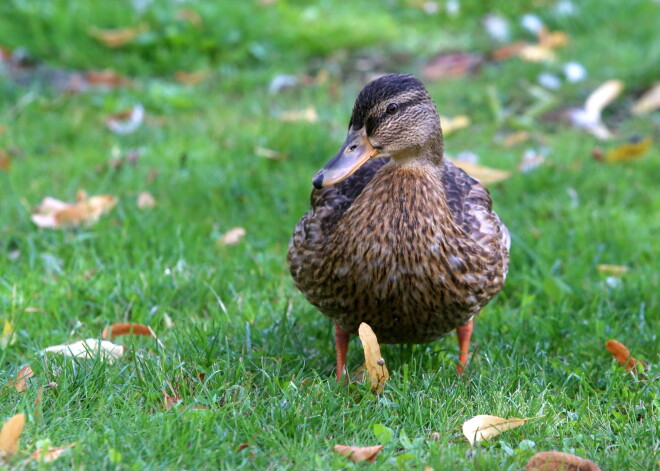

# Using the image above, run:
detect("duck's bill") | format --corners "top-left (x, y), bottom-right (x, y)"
top-left (312, 128), bottom-right (379, 189)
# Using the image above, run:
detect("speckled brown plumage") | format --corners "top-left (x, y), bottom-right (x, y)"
top-left (288, 74), bottom-right (509, 374)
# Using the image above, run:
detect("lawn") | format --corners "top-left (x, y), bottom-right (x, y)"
top-left (1, 0), bottom-right (658, 469)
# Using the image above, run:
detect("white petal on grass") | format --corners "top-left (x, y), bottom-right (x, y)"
top-left (42, 339), bottom-right (124, 363)
top-left (462, 415), bottom-right (537, 445)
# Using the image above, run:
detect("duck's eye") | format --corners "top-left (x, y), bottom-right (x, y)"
top-left (386, 103), bottom-right (399, 115)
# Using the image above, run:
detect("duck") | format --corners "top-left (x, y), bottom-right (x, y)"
top-left (288, 74), bottom-right (510, 379)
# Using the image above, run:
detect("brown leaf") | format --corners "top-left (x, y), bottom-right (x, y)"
top-left (15, 365), bottom-right (34, 393)
top-left (462, 415), bottom-right (538, 445)
top-left (31, 443), bottom-right (76, 463)
top-left (217, 227), bottom-right (246, 246)
top-left (596, 264), bottom-right (628, 276)
top-left (32, 194), bottom-right (117, 229)
top-left (103, 322), bottom-right (164, 349)
top-left (235, 443), bottom-right (249, 453)
top-left (631, 83), bottom-right (660, 115)
top-left (605, 340), bottom-right (645, 375)
top-left (333, 444), bottom-right (383, 463)
top-left (84, 70), bottom-right (131, 88)
top-left (491, 41), bottom-right (527, 61)
top-left (163, 390), bottom-right (182, 410)
top-left (0, 149), bottom-right (10, 172)
top-left (358, 323), bottom-right (389, 394)
top-left (176, 9), bottom-right (203, 27)
top-left (174, 70), bottom-right (210, 85)
top-left (449, 159), bottom-right (512, 185)
top-left (88, 23), bottom-right (148, 48)
top-left (0, 413), bottom-right (25, 458)
top-left (525, 451), bottom-right (601, 471)
top-left (422, 52), bottom-right (484, 81)
top-left (137, 192), bottom-right (156, 209)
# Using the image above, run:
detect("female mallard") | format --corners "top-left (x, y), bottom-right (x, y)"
top-left (288, 74), bottom-right (509, 379)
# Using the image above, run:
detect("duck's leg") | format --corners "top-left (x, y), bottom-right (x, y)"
top-left (456, 319), bottom-right (473, 375)
top-left (334, 322), bottom-right (350, 380)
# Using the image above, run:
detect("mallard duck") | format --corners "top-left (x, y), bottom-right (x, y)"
top-left (288, 74), bottom-right (510, 379)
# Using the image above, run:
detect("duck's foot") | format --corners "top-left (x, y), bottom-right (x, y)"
top-left (334, 322), bottom-right (350, 381)
top-left (456, 320), bottom-right (474, 375)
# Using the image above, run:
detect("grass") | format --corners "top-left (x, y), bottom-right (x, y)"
top-left (1, 0), bottom-right (659, 469)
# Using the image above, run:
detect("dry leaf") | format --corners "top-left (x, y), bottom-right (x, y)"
top-left (88, 23), bottom-right (148, 48)
top-left (602, 137), bottom-right (652, 163)
top-left (255, 147), bottom-right (286, 160)
top-left (597, 264), bottom-right (628, 276)
top-left (105, 104), bottom-right (145, 135)
top-left (163, 390), bottom-right (182, 410)
top-left (441, 115), bottom-right (470, 135)
top-left (32, 194), bottom-right (117, 229)
top-left (0, 149), bottom-right (10, 172)
top-left (450, 159), bottom-right (512, 184)
top-left (31, 443), bottom-right (76, 463)
top-left (422, 52), bottom-right (484, 81)
top-left (462, 415), bottom-right (537, 445)
top-left (333, 444), bottom-right (383, 463)
top-left (174, 70), bottom-right (210, 85)
top-left (605, 340), bottom-right (645, 374)
top-left (525, 451), bottom-right (601, 471)
top-left (42, 339), bottom-right (125, 363)
top-left (502, 131), bottom-right (530, 147)
top-left (491, 41), bottom-right (527, 61)
top-left (84, 70), bottom-right (130, 88)
top-left (0, 413), bottom-right (25, 458)
top-left (15, 365), bottom-right (34, 393)
top-left (631, 83), bottom-right (660, 115)
top-left (176, 9), bottom-right (203, 27)
top-left (217, 227), bottom-right (246, 246)
top-left (137, 192), bottom-right (156, 209)
top-left (279, 107), bottom-right (318, 123)
top-left (102, 322), bottom-right (164, 349)
top-left (1, 320), bottom-right (15, 348)
top-left (518, 44), bottom-right (557, 62)
top-left (358, 323), bottom-right (389, 394)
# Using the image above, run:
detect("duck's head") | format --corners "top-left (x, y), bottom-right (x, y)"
top-left (313, 74), bottom-right (443, 189)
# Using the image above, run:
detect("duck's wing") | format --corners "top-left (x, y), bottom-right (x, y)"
top-left (443, 159), bottom-right (511, 253)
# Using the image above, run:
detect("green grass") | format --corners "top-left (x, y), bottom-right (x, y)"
top-left (1, 0), bottom-right (659, 469)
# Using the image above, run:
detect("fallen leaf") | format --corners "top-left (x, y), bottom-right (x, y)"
top-left (32, 194), bottom-right (117, 229)
top-left (235, 443), bottom-right (249, 453)
top-left (333, 444), bottom-right (383, 463)
top-left (1, 320), bottom-right (15, 348)
top-left (596, 264), bottom-right (628, 276)
top-left (491, 41), bottom-right (527, 61)
top-left (605, 340), bottom-right (645, 375)
top-left (0, 149), bottom-right (10, 172)
top-left (518, 44), bottom-right (557, 62)
top-left (450, 159), bottom-right (512, 184)
top-left (217, 227), bottom-right (246, 246)
top-left (105, 104), bottom-right (145, 135)
top-left (525, 451), bottom-right (601, 471)
top-left (502, 131), bottom-right (530, 147)
top-left (84, 70), bottom-right (131, 88)
top-left (163, 390), bottom-right (182, 410)
top-left (255, 147), bottom-right (287, 160)
top-left (176, 9), bottom-right (203, 27)
top-left (358, 323), bottom-right (389, 394)
top-left (279, 107), bottom-right (318, 123)
top-left (14, 365), bottom-right (34, 393)
top-left (0, 413), bottom-right (25, 458)
top-left (31, 443), bottom-right (76, 463)
top-left (462, 415), bottom-right (537, 445)
top-left (440, 115), bottom-right (470, 135)
top-left (42, 339), bottom-right (125, 363)
top-left (137, 192), bottom-right (156, 209)
top-left (88, 23), bottom-right (148, 48)
top-left (602, 136), bottom-right (652, 163)
top-left (631, 83), bottom-right (660, 115)
top-left (569, 79), bottom-right (624, 139)
top-left (102, 322), bottom-right (164, 349)
top-left (422, 52), bottom-right (484, 81)
top-left (174, 70), bottom-right (210, 85)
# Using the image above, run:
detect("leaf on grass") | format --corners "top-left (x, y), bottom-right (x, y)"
top-left (519, 149), bottom-right (545, 173)
top-left (600, 136), bottom-right (652, 163)
top-left (163, 390), bottom-right (182, 410)
top-left (569, 80), bottom-right (624, 140)
top-left (501, 131), bottom-right (530, 147)
top-left (15, 365), bottom-right (34, 393)
top-left (596, 265), bottom-right (628, 277)
top-left (1, 320), bottom-right (16, 348)
top-left (605, 340), bottom-right (645, 375)
top-left (0, 413), bottom-right (25, 458)
top-left (462, 415), bottom-right (538, 445)
top-left (88, 23), bottom-right (148, 48)
top-left (176, 9), bottom-right (203, 27)
top-left (84, 70), bottom-right (131, 88)
top-left (31, 442), bottom-right (76, 463)
top-left (0, 149), bottom-right (10, 172)
top-left (137, 192), bottom-right (156, 209)
top-left (217, 227), bottom-right (246, 246)
top-left (102, 322), bottom-right (164, 349)
top-left (631, 83), bottom-right (660, 115)
top-left (105, 104), bottom-right (145, 135)
top-left (333, 444), bottom-right (383, 463)
top-left (525, 451), bottom-right (601, 471)
top-left (422, 52), bottom-right (484, 81)
top-left (174, 70), bottom-right (210, 85)
top-left (32, 193), bottom-right (117, 229)
top-left (358, 323), bottom-right (389, 394)
top-left (279, 107), bottom-right (318, 123)
top-left (255, 147), bottom-right (287, 161)
top-left (449, 160), bottom-right (512, 185)
top-left (42, 339), bottom-right (125, 363)
top-left (440, 115), bottom-right (470, 135)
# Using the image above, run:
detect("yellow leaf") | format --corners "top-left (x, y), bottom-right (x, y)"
top-left (31, 194), bottom-right (117, 229)
top-left (279, 107), bottom-right (318, 123)
top-left (450, 160), bottom-right (512, 185)
top-left (631, 83), bottom-right (660, 115)
top-left (88, 23), bottom-right (148, 48)
top-left (596, 264), bottom-right (628, 276)
top-left (358, 323), bottom-right (389, 394)
top-left (604, 137), bottom-right (652, 163)
top-left (462, 415), bottom-right (538, 445)
top-left (31, 443), bottom-right (76, 463)
top-left (333, 444), bottom-right (383, 463)
top-left (440, 115), bottom-right (470, 136)
top-left (0, 413), bottom-right (25, 458)
top-left (217, 227), bottom-right (246, 246)
top-left (42, 339), bottom-right (125, 363)
top-left (1, 320), bottom-right (15, 348)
